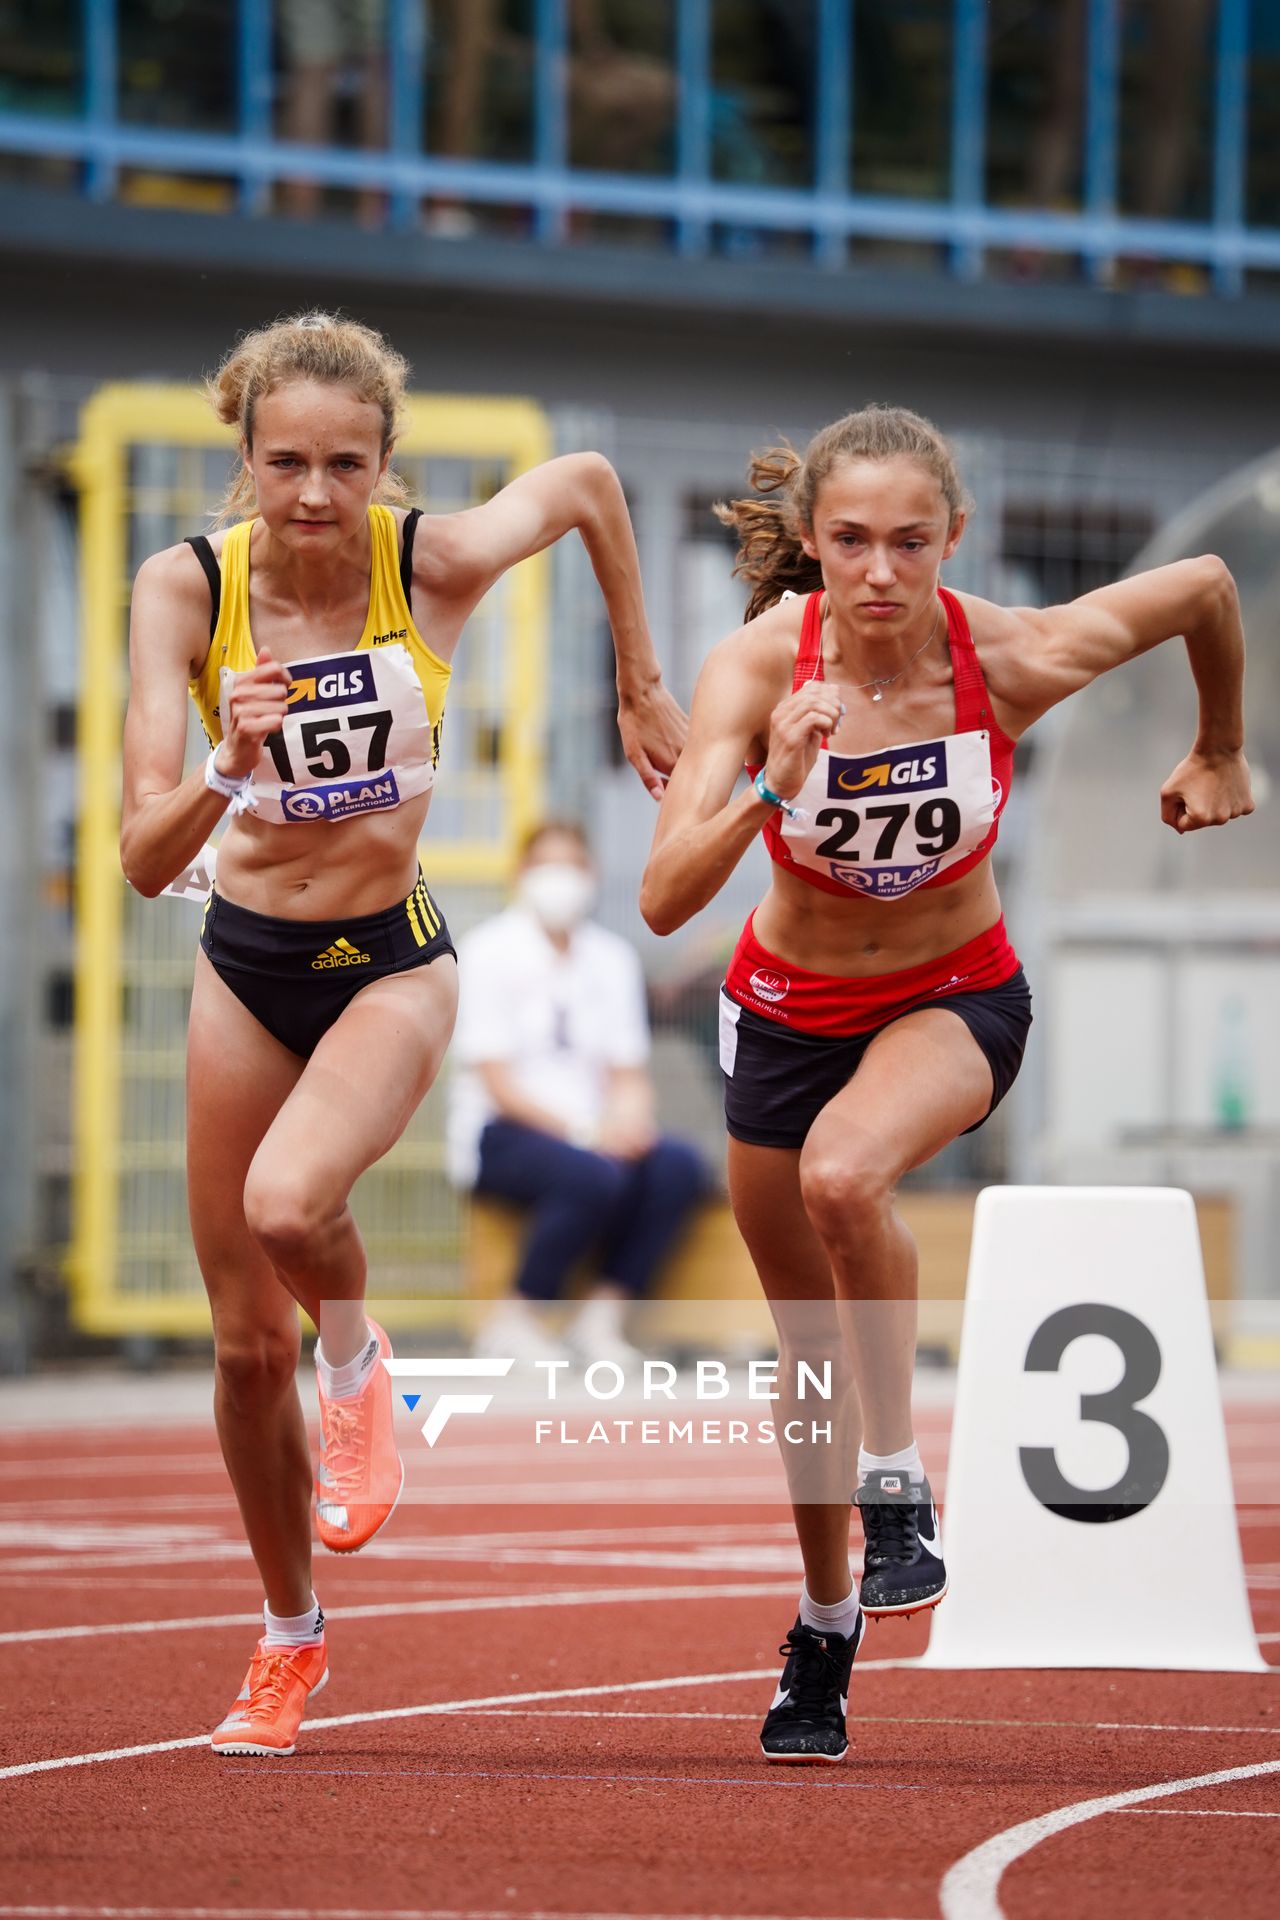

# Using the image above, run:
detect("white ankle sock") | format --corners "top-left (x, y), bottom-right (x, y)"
top-left (858, 1441), bottom-right (925, 1487)
top-left (798, 1578), bottom-right (860, 1638)
top-left (263, 1594), bottom-right (325, 1646)
top-left (316, 1324), bottom-right (378, 1401)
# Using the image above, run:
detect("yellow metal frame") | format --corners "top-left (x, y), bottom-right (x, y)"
top-left (68, 382), bottom-right (553, 1335)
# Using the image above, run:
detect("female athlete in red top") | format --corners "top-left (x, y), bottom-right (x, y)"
top-left (641, 404), bottom-right (1253, 1763)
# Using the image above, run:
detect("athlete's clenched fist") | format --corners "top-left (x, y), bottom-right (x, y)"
top-left (1159, 745), bottom-right (1254, 834)
top-left (215, 646), bottom-right (293, 782)
top-left (761, 681), bottom-right (846, 803)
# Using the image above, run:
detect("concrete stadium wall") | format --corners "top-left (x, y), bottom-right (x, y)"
top-left (1, 251), bottom-right (1278, 474)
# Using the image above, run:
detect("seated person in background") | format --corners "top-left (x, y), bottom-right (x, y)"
top-left (447, 819), bottom-right (706, 1365)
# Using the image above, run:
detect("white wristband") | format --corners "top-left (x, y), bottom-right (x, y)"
top-left (204, 747), bottom-right (256, 815)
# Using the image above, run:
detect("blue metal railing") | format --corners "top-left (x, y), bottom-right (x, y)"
top-left (0, 0), bottom-right (1271, 290)
top-left (532, 0), bottom-right (569, 245)
top-left (236, 0), bottom-right (273, 216)
top-left (675, 0), bottom-right (711, 258)
top-left (386, 0), bottom-right (426, 231)
top-left (1083, 0), bottom-right (1120, 285)
top-left (1213, 0), bottom-right (1250, 295)
top-left (949, 0), bottom-right (988, 281)
top-left (814, 0), bottom-right (852, 271)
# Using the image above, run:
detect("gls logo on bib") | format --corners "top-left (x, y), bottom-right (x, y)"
top-left (285, 658), bottom-right (376, 710)
top-left (828, 741), bottom-right (948, 798)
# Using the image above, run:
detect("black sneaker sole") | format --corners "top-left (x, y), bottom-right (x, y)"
top-left (859, 1578), bottom-right (949, 1620)
top-left (760, 1741), bottom-right (848, 1765)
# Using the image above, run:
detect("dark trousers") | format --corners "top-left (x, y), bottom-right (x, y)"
top-left (474, 1119), bottom-right (706, 1302)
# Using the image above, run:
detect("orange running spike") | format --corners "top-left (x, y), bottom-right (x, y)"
top-left (210, 1636), bottom-right (329, 1757)
top-left (314, 1318), bottom-right (404, 1552)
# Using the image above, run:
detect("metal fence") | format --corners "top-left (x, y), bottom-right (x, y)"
top-left (0, 1), bottom-right (1274, 291)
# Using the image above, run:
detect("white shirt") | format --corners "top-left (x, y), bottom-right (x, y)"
top-left (446, 905), bottom-right (651, 1186)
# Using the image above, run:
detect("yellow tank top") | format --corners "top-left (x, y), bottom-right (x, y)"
top-left (188, 505), bottom-right (452, 826)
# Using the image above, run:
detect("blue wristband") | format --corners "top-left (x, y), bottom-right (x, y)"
top-left (753, 768), bottom-right (800, 819)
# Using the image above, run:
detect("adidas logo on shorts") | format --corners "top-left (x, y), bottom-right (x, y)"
top-left (311, 937), bottom-right (372, 970)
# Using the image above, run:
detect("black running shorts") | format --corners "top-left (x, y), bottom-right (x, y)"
top-left (721, 968), bottom-right (1033, 1151)
top-left (199, 873), bottom-right (455, 1057)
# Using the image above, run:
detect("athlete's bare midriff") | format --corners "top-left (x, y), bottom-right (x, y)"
top-left (213, 792), bottom-right (433, 920)
top-left (753, 857), bottom-right (1003, 978)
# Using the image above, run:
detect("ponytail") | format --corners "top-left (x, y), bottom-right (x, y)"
top-left (713, 444), bottom-right (824, 623)
top-left (716, 405), bottom-right (968, 621)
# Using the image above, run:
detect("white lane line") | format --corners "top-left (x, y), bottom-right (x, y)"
top-left (1114, 1807), bottom-right (1280, 1818)
top-left (0, 1540), bottom-right (817, 1577)
top-left (0, 1523), bottom-right (807, 1578)
top-left (0, 1543), bottom-right (805, 1574)
top-left (0, 1659), bottom-right (918, 1783)
top-left (465, 1708), bottom-right (1280, 1738)
top-left (0, 1455), bottom-right (224, 1479)
top-left (0, 1546), bottom-right (254, 1575)
top-left (0, 1578), bottom-right (803, 1647)
top-left (0, 1478), bottom-right (815, 1514)
top-left (938, 1758), bottom-right (1280, 1919)
top-left (0, 1907), bottom-right (927, 1919)
top-left (0, 1496), bottom-right (235, 1518)
top-left (468, 1709), bottom-right (763, 1721)
top-left (1092, 1720), bottom-right (1280, 1736)
top-left (0, 1575), bottom-right (496, 1597)
top-left (0, 1523), bottom-right (226, 1550)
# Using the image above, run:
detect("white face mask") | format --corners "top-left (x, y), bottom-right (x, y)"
top-left (517, 862), bottom-right (596, 933)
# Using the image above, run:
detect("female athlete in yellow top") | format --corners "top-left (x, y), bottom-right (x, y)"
top-left (121, 312), bottom-right (684, 1757)
top-left (641, 404), bottom-right (1253, 1763)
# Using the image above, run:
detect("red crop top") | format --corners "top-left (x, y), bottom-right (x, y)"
top-left (747, 587), bottom-right (1017, 903)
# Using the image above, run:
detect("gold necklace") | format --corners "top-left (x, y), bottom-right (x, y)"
top-left (831, 599), bottom-right (943, 703)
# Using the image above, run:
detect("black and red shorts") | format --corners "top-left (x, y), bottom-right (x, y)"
top-left (720, 915), bottom-right (1032, 1150)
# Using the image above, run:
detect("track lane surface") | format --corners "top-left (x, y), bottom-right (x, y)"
top-left (0, 1392), bottom-right (1276, 1920)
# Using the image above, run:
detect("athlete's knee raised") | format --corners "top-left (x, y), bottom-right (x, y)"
top-left (798, 1145), bottom-right (893, 1236)
top-left (242, 1166), bottom-right (334, 1265)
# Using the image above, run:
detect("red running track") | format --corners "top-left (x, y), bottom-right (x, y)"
top-left (0, 1383), bottom-right (1277, 1920)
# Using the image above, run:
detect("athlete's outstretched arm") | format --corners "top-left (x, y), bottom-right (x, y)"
top-left (974, 555), bottom-right (1253, 834)
top-left (120, 545), bottom-right (290, 895)
top-left (425, 452), bottom-right (686, 798)
top-left (640, 625), bottom-right (843, 935)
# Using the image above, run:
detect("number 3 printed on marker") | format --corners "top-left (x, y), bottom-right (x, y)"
top-left (1019, 1303), bottom-right (1171, 1524)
